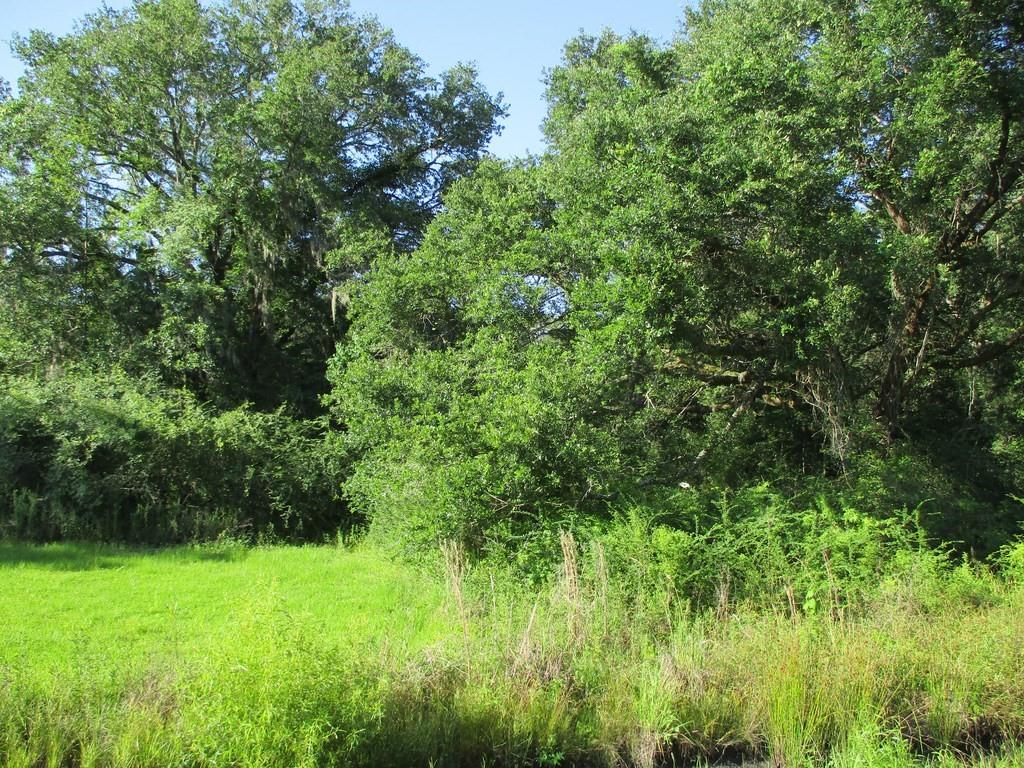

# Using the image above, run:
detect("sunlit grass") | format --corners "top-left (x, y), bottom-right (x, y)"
top-left (0, 541), bottom-right (446, 673)
top-left (1, 540), bottom-right (1022, 767)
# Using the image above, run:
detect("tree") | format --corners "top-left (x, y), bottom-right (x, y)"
top-left (332, 0), bottom-right (1024, 552)
top-left (543, 0), bottom-right (1024, 448)
top-left (0, 0), bottom-right (503, 411)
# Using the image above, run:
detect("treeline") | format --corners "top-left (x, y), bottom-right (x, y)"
top-left (2, 0), bottom-right (1023, 564)
top-left (0, 0), bottom-right (501, 542)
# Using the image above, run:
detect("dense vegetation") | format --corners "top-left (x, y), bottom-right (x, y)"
top-left (0, 0), bottom-right (502, 541)
top-left (331, 0), bottom-right (1024, 560)
top-left (2, 2), bottom-right (1024, 762)
top-left (2, 539), bottom-right (1024, 767)
top-left (4, 0), bottom-right (1024, 563)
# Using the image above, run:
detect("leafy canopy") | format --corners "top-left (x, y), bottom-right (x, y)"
top-left (0, 0), bottom-right (503, 411)
top-left (332, 0), bottom-right (1024, 553)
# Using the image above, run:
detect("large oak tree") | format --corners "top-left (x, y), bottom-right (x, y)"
top-left (0, 0), bottom-right (503, 411)
top-left (332, 0), bottom-right (1024, 551)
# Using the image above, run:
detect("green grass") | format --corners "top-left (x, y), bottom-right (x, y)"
top-left (1, 540), bottom-right (1022, 767)
top-left (0, 541), bottom-right (451, 767)
top-left (0, 541), bottom-right (446, 672)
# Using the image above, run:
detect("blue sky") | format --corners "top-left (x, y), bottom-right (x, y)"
top-left (0, 0), bottom-right (686, 158)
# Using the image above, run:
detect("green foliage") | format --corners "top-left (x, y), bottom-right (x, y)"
top-left (2, 542), bottom-right (1023, 767)
top-left (2, 0), bottom-right (1024, 762)
top-left (588, 484), bottom-right (934, 615)
top-left (330, 0), bottom-right (1024, 558)
top-left (3, 0), bottom-right (1024, 592)
top-left (0, 372), bottom-right (345, 542)
top-left (0, 0), bottom-right (502, 544)
top-left (0, 0), bottom-right (502, 412)
top-left (996, 536), bottom-right (1024, 583)
top-left (328, 160), bottom-right (679, 554)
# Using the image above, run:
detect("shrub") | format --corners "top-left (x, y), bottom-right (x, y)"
top-left (592, 485), bottom-right (931, 614)
top-left (0, 371), bottom-right (347, 543)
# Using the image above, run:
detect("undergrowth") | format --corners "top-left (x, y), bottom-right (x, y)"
top-left (1, 537), bottom-right (1023, 767)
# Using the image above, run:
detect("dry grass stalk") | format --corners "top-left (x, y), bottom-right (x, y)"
top-left (592, 541), bottom-right (609, 640)
top-left (510, 599), bottom-right (539, 679)
top-left (785, 582), bottom-right (799, 621)
top-left (441, 540), bottom-right (471, 660)
top-left (715, 572), bottom-right (731, 622)
top-left (560, 530), bottom-right (582, 646)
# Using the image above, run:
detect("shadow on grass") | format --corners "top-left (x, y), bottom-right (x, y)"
top-left (0, 541), bottom-right (250, 571)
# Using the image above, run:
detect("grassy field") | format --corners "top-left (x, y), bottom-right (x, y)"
top-left (0, 541), bottom-right (445, 673)
top-left (1, 540), bottom-right (1023, 767)
top-left (0, 542), bottom-right (450, 767)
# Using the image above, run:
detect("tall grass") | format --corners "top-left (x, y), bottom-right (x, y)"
top-left (1, 540), bottom-right (1023, 766)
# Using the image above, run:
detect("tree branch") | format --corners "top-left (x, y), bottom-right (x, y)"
top-left (936, 325), bottom-right (1024, 369)
top-left (870, 189), bottom-right (913, 235)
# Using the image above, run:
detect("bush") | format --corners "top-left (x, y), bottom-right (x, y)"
top-left (591, 484), bottom-right (932, 614)
top-left (0, 371), bottom-right (347, 543)
top-left (995, 537), bottom-right (1024, 584)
